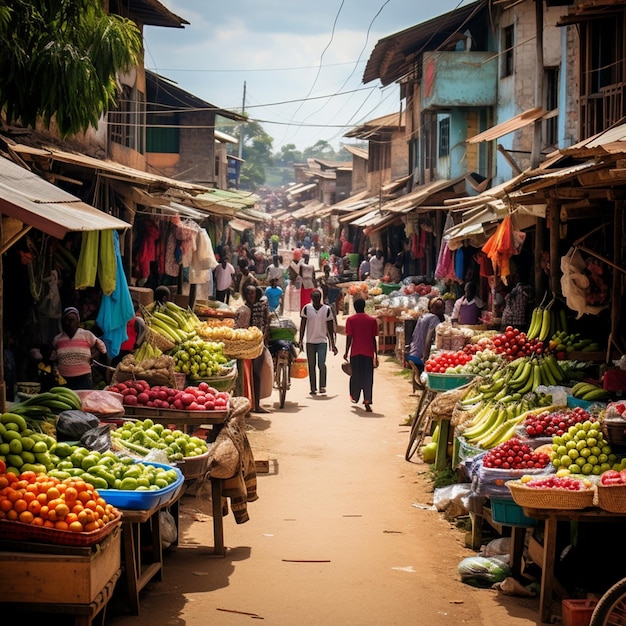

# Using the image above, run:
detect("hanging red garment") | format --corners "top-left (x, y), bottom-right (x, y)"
top-left (482, 215), bottom-right (515, 280)
top-left (135, 220), bottom-right (160, 279)
top-left (474, 250), bottom-right (494, 277)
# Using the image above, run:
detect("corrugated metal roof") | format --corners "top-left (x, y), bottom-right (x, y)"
top-left (363, 1), bottom-right (487, 86)
top-left (344, 112), bottom-right (405, 139)
top-left (229, 218), bottom-right (255, 232)
top-left (287, 183), bottom-right (317, 196)
top-left (384, 177), bottom-right (465, 213)
top-left (466, 107), bottom-right (547, 144)
top-left (128, 0), bottom-right (189, 28)
top-left (194, 188), bottom-right (259, 210)
top-left (0, 156), bottom-right (130, 240)
top-left (343, 145), bottom-right (368, 160)
top-left (10, 143), bottom-right (207, 193)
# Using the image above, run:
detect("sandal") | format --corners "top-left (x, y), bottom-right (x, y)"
top-left (364, 403), bottom-right (372, 413)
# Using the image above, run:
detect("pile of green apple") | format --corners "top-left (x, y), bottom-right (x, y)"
top-left (170, 338), bottom-right (230, 378)
top-left (550, 420), bottom-right (618, 475)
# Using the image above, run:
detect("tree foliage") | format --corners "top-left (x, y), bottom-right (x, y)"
top-left (0, 0), bottom-right (142, 138)
top-left (235, 117), bottom-right (274, 191)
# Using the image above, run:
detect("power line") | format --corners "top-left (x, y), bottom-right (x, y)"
top-left (145, 60), bottom-right (367, 74)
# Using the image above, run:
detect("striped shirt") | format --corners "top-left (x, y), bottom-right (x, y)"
top-left (52, 328), bottom-right (106, 377)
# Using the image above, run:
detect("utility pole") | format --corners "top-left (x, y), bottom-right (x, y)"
top-left (237, 81), bottom-right (246, 189)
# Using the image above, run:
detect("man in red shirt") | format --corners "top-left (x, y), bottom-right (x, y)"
top-left (343, 298), bottom-right (379, 412)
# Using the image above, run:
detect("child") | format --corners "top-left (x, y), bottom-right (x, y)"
top-left (265, 278), bottom-right (284, 314)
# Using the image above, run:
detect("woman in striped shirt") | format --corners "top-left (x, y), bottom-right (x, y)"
top-left (52, 307), bottom-right (107, 390)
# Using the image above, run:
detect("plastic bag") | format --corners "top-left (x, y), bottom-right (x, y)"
top-left (160, 510), bottom-right (178, 548)
top-left (480, 537), bottom-right (511, 558)
top-left (458, 555), bottom-right (511, 588)
top-left (79, 423), bottom-right (112, 453)
top-left (74, 389), bottom-right (124, 416)
top-left (433, 483), bottom-right (471, 512)
top-left (56, 410), bottom-right (100, 440)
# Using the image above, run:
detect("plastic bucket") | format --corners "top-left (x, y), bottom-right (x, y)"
top-left (290, 356), bottom-right (308, 379)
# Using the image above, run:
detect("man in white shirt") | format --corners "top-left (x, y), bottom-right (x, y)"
top-left (213, 258), bottom-right (235, 303)
top-left (299, 289), bottom-right (337, 395)
top-left (369, 249), bottom-right (384, 280)
top-left (266, 255), bottom-right (285, 288)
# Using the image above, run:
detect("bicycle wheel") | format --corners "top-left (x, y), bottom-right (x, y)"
top-left (590, 578), bottom-right (626, 626)
top-left (277, 360), bottom-right (288, 409)
top-left (405, 389), bottom-right (436, 462)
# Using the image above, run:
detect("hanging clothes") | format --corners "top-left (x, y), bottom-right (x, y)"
top-left (98, 229), bottom-right (117, 296)
top-left (435, 213), bottom-right (456, 281)
top-left (75, 231), bottom-right (99, 289)
top-left (134, 219), bottom-right (160, 280)
top-left (96, 231), bottom-right (135, 359)
top-left (189, 228), bottom-right (217, 285)
top-left (177, 220), bottom-right (200, 267)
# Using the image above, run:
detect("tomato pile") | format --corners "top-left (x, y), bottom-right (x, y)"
top-left (491, 326), bottom-right (544, 360)
top-left (108, 379), bottom-right (230, 411)
top-left (482, 439), bottom-right (551, 470)
top-left (524, 476), bottom-right (586, 490)
top-left (524, 407), bottom-right (593, 437)
top-left (425, 351), bottom-right (473, 373)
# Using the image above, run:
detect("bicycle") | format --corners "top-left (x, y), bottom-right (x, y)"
top-left (273, 345), bottom-right (293, 409)
top-left (405, 377), bottom-right (437, 462)
top-left (269, 313), bottom-right (298, 409)
top-left (590, 576), bottom-right (626, 625)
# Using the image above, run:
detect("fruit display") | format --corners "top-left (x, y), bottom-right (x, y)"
top-left (0, 413), bottom-right (59, 474)
top-left (458, 397), bottom-right (557, 450)
top-left (196, 317), bottom-right (235, 329)
top-left (523, 406), bottom-right (593, 438)
top-left (9, 387), bottom-right (82, 424)
top-left (448, 350), bottom-right (503, 377)
top-left (549, 420), bottom-right (617, 475)
top-left (111, 418), bottom-right (208, 461)
top-left (48, 445), bottom-right (180, 491)
top-left (144, 301), bottom-right (199, 345)
top-left (134, 340), bottom-right (163, 361)
top-left (400, 282), bottom-right (434, 296)
top-left (194, 302), bottom-right (237, 319)
top-left (425, 351), bottom-right (474, 373)
top-left (548, 331), bottom-right (600, 356)
top-left (527, 302), bottom-right (568, 342)
top-left (169, 337), bottom-right (231, 379)
top-left (519, 475), bottom-right (591, 490)
top-left (107, 379), bottom-right (230, 411)
top-left (600, 469), bottom-right (626, 485)
top-left (570, 381), bottom-right (611, 402)
top-left (481, 438), bottom-right (551, 470)
top-left (347, 282), bottom-right (369, 296)
top-left (195, 325), bottom-right (263, 344)
top-left (490, 326), bottom-right (544, 360)
top-left (0, 461), bottom-right (119, 531)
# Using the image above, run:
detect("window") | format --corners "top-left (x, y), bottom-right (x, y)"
top-left (544, 67), bottom-right (559, 147)
top-left (146, 112), bottom-right (179, 153)
top-left (438, 116), bottom-right (450, 158)
top-left (501, 25), bottom-right (514, 78)
top-left (109, 84), bottom-right (145, 152)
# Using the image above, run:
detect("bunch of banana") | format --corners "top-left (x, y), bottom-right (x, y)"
top-left (134, 340), bottom-right (162, 362)
top-left (571, 381), bottom-right (611, 402)
top-left (10, 387), bottom-right (82, 421)
top-left (145, 302), bottom-right (197, 344)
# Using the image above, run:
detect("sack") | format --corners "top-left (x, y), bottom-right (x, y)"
top-left (341, 360), bottom-right (352, 376)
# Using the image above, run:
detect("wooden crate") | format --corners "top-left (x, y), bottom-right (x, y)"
top-left (378, 316), bottom-right (398, 354)
top-left (0, 527), bottom-right (121, 604)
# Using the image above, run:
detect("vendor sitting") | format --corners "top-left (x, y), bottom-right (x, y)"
top-left (451, 282), bottom-right (483, 326)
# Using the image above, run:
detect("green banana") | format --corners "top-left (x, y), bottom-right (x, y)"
top-left (463, 406), bottom-right (502, 441)
top-left (572, 383), bottom-right (602, 398)
top-left (544, 354), bottom-right (564, 383)
top-left (540, 361), bottom-right (557, 386)
top-left (581, 388), bottom-right (611, 401)
top-left (527, 308), bottom-right (541, 339)
top-left (49, 387), bottom-right (82, 410)
top-left (510, 361), bottom-right (532, 389)
top-left (538, 309), bottom-right (552, 342)
top-left (559, 308), bottom-right (568, 335)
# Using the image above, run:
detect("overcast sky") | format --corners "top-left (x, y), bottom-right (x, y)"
top-left (143, 0), bottom-right (472, 152)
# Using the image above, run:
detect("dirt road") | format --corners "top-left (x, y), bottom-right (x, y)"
top-left (103, 317), bottom-right (541, 626)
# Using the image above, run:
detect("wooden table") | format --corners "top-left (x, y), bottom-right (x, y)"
top-left (123, 406), bottom-right (228, 563)
top-left (119, 482), bottom-right (185, 615)
top-left (522, 507), bottom-right (626, 624)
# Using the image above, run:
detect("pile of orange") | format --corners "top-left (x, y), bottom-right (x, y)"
top-left (0, 460), bottom-right (119, 533)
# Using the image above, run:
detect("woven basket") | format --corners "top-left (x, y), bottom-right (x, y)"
top-left (145, 325), bottom-right (176, 352)
top-left (597, 483), bottom-right (626, 513)
top-left (507, 480), bottom-right (596, 510)
top-left (222, 338), bottom-right (264, 360)
top-left (0, 516), bottom-right (121, 546)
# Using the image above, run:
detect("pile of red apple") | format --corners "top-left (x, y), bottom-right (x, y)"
top-left (524, 406), bottom-right (593, 437)
top-left (524, 476), bottom-right (586, 490)
top-left (108, 379), bottom-right (230, 411)
top-left (402, 282), bottom-right (433, 296)
top-left (491, 326), bottom-right (544, 360)
top-left (425, 350), bottom-right (473, 373)
top-left (482, 438), bottom-right (551, 470)
top-left (600, 469), bottom-right (626, 485)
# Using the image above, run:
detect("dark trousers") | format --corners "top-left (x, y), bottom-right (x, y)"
top-left (215, 289), bottom-right (230, 303)
top-left (349, 355), bottom-right (374, 403)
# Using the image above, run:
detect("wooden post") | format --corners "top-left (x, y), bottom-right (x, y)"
top-left (610, 200), bottom-right (624, 359)
top-left (534, 216), bottom-right (545, 297)
top-left (547, 200), bottom-right (560, 297)
top-left (0, 215), bottom-right (5, 412)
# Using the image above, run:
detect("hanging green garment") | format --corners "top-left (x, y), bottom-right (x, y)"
top-left (98, 229), bottom-right (117, 296)
top-left (75, 230), bottom-right (99, 289)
